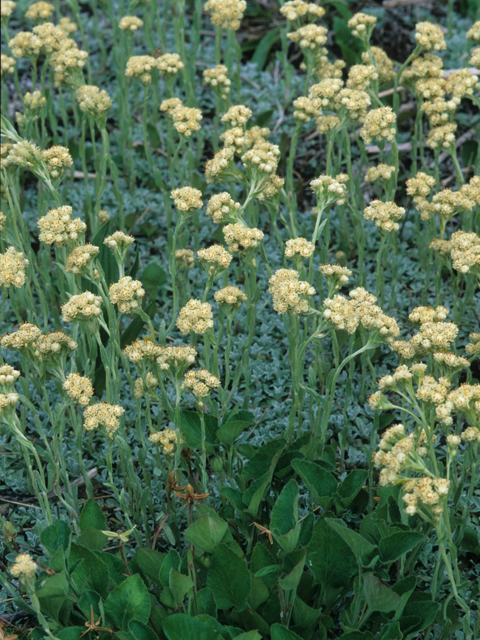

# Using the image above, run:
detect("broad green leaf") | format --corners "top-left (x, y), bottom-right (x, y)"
top-left (291, 459), bottom-right (337, 502)
top-left (131, 548), bottom-right (165, 585)
top-left (80, 499), bottom-right (106, 532)
top-left (235, 633), bottom-right (262, 640)
top-left (336, 469), bottom-right (368, 509)
top-left (250, 544), bottom-right (278, 589)
top-left (40, 521), bottom-right (71, 557)
top-left (76, 528), bottom-right (106, 552)
top-left (379, 532), bottom-right (424, 564)
top-left (242, 438), bottom-right (286, 482)
top-left (77, 590), bottom-right (101, 620)
top-left (247, 575), bottom-right (270, 610)
top-left (279, 551), bottom-right (305, 591)
top-left (293, 596), bottom-right (321, 628)
top-left (196, 588), bottom-right (217, 617)
top-left (69, 544), bottom-right (109, 596)
top-left (380, 622), bottom-right (403, 640)
top-left (142, 262), bottom-right (167, 293)
top-left (325, 519), bottom-right (378, 565)
top-left (271, 624), bottom-right (304, 640)
top-left (36, 571), bottom-right (69, 622)
top-left (251, 28), bottom-right (280, 70)
top-left (120, 301), bottom-right (157, 349)
top-left (206, 544), bottom-right (251, 611)
top-left (217, 420), bottom-right (251, 446)
top-left (307, 517), bottom-right (356, 588)
top-left (185, 514), bottom-right (228, 554)
top-left (159, 549), bottom-right (181, 586)
top-left (270, 479), bottom-right (298, 536)
top-left (128, 619), bottom-right (158, 640)
top-left (179, 411), bottom-right (218, 451)
top-left (105, 573), bottom-right (151, 630)
top-left (56, 629), bottom-right (85, 640)
top-left (163, 614), bottom-right (223, 640)
top-left (362, 572), bottom-right (402, 613)
top-left (299, 512), bottom-right (315, 548)
top-left (169, 569), bottom-right (194, 604)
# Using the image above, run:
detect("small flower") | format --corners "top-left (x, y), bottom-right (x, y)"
top-left (183, 369), bottom-right (221, 398)
top-left (0, 247), bottom-right (29, 288)
top-left (10, 554), bottom-right (37, 583)
top-left (109, 276), bottom-right (145, 314)
top-left (171, 187), bottom-right (203, 212)
top-left (84, 402), bottom-right (125, 433)
top-left (176, 300), bottom-right (214, 335)
top-left (63, 373), bottom-right (94, 405)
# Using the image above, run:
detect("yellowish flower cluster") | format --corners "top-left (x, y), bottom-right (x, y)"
top-left (436, 384), bottom-right (480, 427)
top-left (362, 47), bottom-right (395, 84)
top-left (214, 286), bottom-right (247, 309)
top-left (409, 305), bottom-right (449, 324)
top-left (467, 20), bottom-right (480, 42)
top-left (204, 0), bottom-right (246, 31)
top-left (285, 237), bottom-right (314, 260)
top-left (402, 477), bottom-right (449, 518)
top-left (10, 554), bottom-right (37, 582)
top-left (256, 174), bottom-right (285, 202)
top-left (125, 55), bottom-right (157, 84)
top-left (26, 1), bottom-right (54, 21)
top-left (415, 21), bottom-right (447, 51)
top-left (99, 210), bottom-right (110, 225)
top-left (38, 206), bottom-right (86, 246)
top-left (23, 91), bottom-right (46, 116)
top-left (462, 427), bottom-right (480, 443)
top-left (310, 173), bottom-right (348, 205)
top-left (149, 428), bottom-right (184, 457)
top-left (1, 54), bottom-right (15, 75)
top-left (109, 276), bottom-right (145, 314)
top-left (430, 230), bottom-right (480, 275)
top-left (315, 59), bottom-right (345, 81)
top-left (293, 96), bottom-right (321, 122)
top-left (0, 323), bottom-right (42, 351)
top-left (280, 0), bottom-right (325, 21)
top-left (365, 164), bottom-right (395, 183)
top-left (0, 364), bottom-right (21, 386)
top-left (470, 47), bottom-right (480, 68)
top-left (8, 31), bottom-right (43, 58)
top-left (59, 16), bottom-right (77, 35)
top-left (0, 247), bottom-right (28, 288)
top-left (183, 369), bottom-right (221, 398)
top-left (84, 402), bottom-right (125, 433)
top-left (426, 122), bottom-right (456, 150)
top-left (119, 16), bottom-right (143, 31)
top-left (206, 192), bottom-right (241, 223)
top-left (65, 244), bottom-right (99, 274)
top-left (269, 269), bottom-right (315, 315)
top-left (41, 145), bottom-right (73, 178)
top-left (363, 200), bottom-right (405, 233)
top-left (156, 345), bottom-right (197, 372)
top-left (2, 140), bottom-right (40, 170)
top-left (76, 85), bottom-right (112, 122)
top-left (392, 321), bottom-right (458, 361)
top-left (0, 211), bottom-right (5, 230)
top-left (416, 374), bottom-right (450, 405)
top-left (63, 373), bottom-right (94, 405)
top-left (0, 391), bottom-right (19, 416)
top-left (316, 114), bottom-right (340, 134)
top-left (360, 107), bottom-right (396, 145)
top-left (466, 333), bottom-right (480, 358)
top-left (220, 127), bottom-right (246, 153)
top-left (61, 292), bottom-right (103, 322)
top-left (1, 1), bottom-right (16, 21)
top-left (221, 104), bottom-right (252, 128)
top-left (157, 53), bottom-right (184, 78)
top-left (35, 331), bottom-right (77, 359)
top-left (347, 12), bottom-right (376, 41)
top-left (176, 299), bottom-right (214, 334)
top-left (433, 351), bottom-right (470, 372)
top-left (160, 98), bottom-right (202, 137)
top-left (205, 147), bottom-right (235, 183)
top-left (223, 223), bottom-right (264, 254)
top-left (171, 186), bottom-right (203, 212)
top-left (319, 263), bottom-right (352, 291)
top-left (287, 24), bottom-right (328, 53)
top-left (338, 88), bottom-right (372, 122)
top-left (347, 64), bottom-right (378, 91)
top-left (197, 244), bottom-right (232, 273)
top-left (50, 40), bottom-right (89, 87)
top-left (323, 287), bottom-right (400, 340)
top-left (104, 230), bottom-right (135, 253)
top-left (175, 249), bottom-right (195, 271)
top-left (431, 188), bottom-right (475, 223)
top-left (241, 141), bottom-right (280, 178)
top-left (406, 171), bottom-right (436, 220)
top-left (203, 65), bottom-right (231, 100)
top-left (124, 337), bottom-right (162, 363)
top-left (445, 69), bottom-right (478, 106)
top-left (133, 372), bottom-right (158, 398)
top-left (33, 22), bottom-right (65, 53)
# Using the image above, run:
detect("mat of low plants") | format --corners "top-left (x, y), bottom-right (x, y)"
top-left (1, 0), bottom-right (479, 638)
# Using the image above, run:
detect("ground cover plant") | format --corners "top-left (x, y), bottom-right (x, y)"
top-left (1, 0), bottom-right (480, 637)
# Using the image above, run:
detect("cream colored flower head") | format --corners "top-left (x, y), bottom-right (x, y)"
top-left (214, 286), bottom-right (247, 309)
top-left (104, 231), bottom-right (135, 260)
top-left (221, 105), bottom-right (252, 128)
top-left (119, 16), bottom-right (143, 32)
top-left (10, 554), bottom-right (37, 582)
top-left (183, 368), bottom-right (221, 398)
top-left (0, 364), bottom-right (21, 389)
top-left (38, 206), bottom-right (86, 246)
top-left (34, 331), bottom-right (77, 359)
top-left (1, 54), bottom-right (15, 76)
top-left (223, 223), bottom-right (264, 254)
top-left (157, 53), bottom-right (184, 78)
top-left (285, 237), bottom-right (314, 260)
top-left (362, 47), bottom-right (395, 84)
top-left (63, 373), bottom-right (94, 405)
top-left (319, 263), bottom-right (352, 293)
top-left (206, 192), bottom-right (241, 223)
top-left (0, 247), bottom-right (29, 289)
top-left (156, 344), bottom-right (197, 372)
top-left (205, 147), bottom-right (235, 184)
top-left (365, 164), bottom-right (395, 183)
top-left (1, 1), bottom-right (16, 21)
top-left (360, 107), bottom-right (396, 145)
top-left (176, 299), bottom-right (214, 335)
top-left (415, 22), bottom-right (446, 51)
top-left (269, 269), bottom-right (315, 315)
top-left (310, 174), bottom-right (348, 205)
top-left (363, 200), bottom-right (405, 233)
top-left (197, 245), bottom-right (232, 274)
top-left (1, 323), bottom-right (42, 352)
top-left (109, 276), bottom-right (145, 314)
top-left (59, 16), bottom-right (77, 35)
top-left (125, 55), bottom-right (157, 84)
top-left (41, 145), bottom-right (73, 179)
top-left (287, 24), bottom-right (327, 53)
top-left (161, 99), bottom-right (202, 137)
top-left (8, 31), bottom-right (43, 58)
top-left (348, 13), bottom-right (376, 41)
top-left (241, 141), bottom-right (280, 178)
top-left (65, 244), bottom-right (99, 274)
top-left (76, 85), bottom-right (112, 122)
top-left (171, 187), bottom-right (203, 213)
top-left (204, 0), bottom-right (246, 31)
top-left (61, 292), bottom-right (103, 323)
top-left (26, 1), bottom-right (54, 22)
top-left (280, 0), bottom-right (325, 22)
top-left (84, 402), bottom-right (124, 433)
top-left (203, 65), bottom-right (231, 99)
